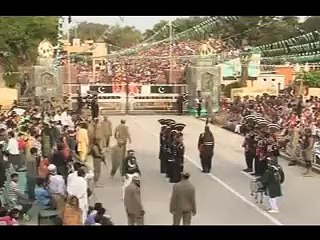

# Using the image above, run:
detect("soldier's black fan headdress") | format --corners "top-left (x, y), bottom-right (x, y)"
top-left (174, 123), bottom-right (186, 132)
top-left (158, 119), bottom-right (166, 125)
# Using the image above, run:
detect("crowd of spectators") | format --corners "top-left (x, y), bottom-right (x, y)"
top-left (0, 99), bottom-right (113, 225)
top-left (64, 38), bottom-right (235, 86)
top-left (222, 94), bottom-right (320, 167)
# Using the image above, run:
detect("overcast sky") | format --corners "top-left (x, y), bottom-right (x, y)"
top-left (64, 16), bottom-right (308, 32)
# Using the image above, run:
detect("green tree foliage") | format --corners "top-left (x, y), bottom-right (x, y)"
top-left (104, 24), bottom-right (142, 49)
top-left (303, 71), bottom-right (320, 87)
top-left (69, 22), bottom-right (143, 50)
top-left (142, 16), bottom-right (303, 48)
top-left (0, 16), bottom-right (59, 87)
top-left (69, 21), bottom-right (110, 41)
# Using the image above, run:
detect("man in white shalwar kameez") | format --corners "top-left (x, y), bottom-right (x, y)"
top-left (67, 168), bottom-right (88, 224)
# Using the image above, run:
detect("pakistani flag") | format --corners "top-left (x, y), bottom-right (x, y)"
top-left (150, 86), bottom-right (173, 94)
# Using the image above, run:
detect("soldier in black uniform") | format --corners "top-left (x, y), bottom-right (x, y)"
top-left (198, 125), bottom-right (215, 173)
top-left (121, 149), bottom-right (141, 177)
top-left (166, 123), bottom-right (177, 180)
top-left (170, 124), bottom-right (186, 183)
top-left (158, 119), bottom-right (167, 174)
top-left (76, 91), bottom-right (84, 114)
top-left (91, 97), bottom-right (99, 119)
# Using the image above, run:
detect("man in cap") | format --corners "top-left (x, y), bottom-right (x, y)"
top-left (158, 120), bottom-right (167, 174)
top-left (170, 172), bottom-right (196, 225)
top-left (198, 125), bottom-right (215, 173)
top-left (91, 98), bottom-right (99, 119)
top-left (47, 164), bottom-right (66, 218)
top-left (67, 168), bottom-right (89, 224)
top-left (114, 119), bottom-right (132, 156)
top-left (262, 157), bottom-right (285, 213)
top-left (124, 175), bottom-right (144, 225)
top-left (165, 120), bottom-right (176, 179)
top-left (171, 129), bottom-right (185, 183)
top-left (121, 150), bottom-right (141, 199)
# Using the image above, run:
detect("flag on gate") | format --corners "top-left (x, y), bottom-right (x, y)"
top-left (89, 85), bottom-right (113, 93)
top-left (150, 85), bottom-right (173, 94)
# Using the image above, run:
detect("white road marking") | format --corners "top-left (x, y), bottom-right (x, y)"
top-left (131, 117), bottom-right (283, 226)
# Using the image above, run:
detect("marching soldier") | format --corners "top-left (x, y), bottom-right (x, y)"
top-left (115, 119), bottom-right (132, 157)
top-left (158, 119), bottom-right (167, 174)
top-left (195, 91), bottom-right (202, 118)
top-left (170, 124), bottom-right (185, 183)
top-left (170, 172), bottom-right (196, 225)
top-left (301, 128), bottom-right (314, 176)
top-left (198, 125), bottom-right (215, 173)
top-left (91, 98), bottom-right (99, 119)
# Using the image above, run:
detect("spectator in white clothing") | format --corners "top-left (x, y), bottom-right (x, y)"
top-left (48, 164), bottom-right (66, 218)
top-left (6, 131), bottom-right (21, 170)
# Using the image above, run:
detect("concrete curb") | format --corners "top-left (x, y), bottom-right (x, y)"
top-left (195, 117), bottom-right (320, 174)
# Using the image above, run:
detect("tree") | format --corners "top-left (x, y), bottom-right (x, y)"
top-left (69, 21), bottom-right (110, 41)
top-left (303, 71), bottom-right (320, 87)
top-left (105, 24), bottom-right (142, 49)
top-left (0, 16), bottom-right (59, 87)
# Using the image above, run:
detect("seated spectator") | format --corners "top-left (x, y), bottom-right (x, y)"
top-left (34, 177), bottom-right (54, 209)
top-left (7, 173), bottom-right (33, 213)
top-left (85, 202), bottom-right (103, 225)
top-left (94, 207), bottom-right (113, 225)
top-left (0, 208), bottom-right (20, 225)
top-left (63, 195), bottom-right (82, 225)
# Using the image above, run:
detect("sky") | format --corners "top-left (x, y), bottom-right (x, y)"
top-left (64, 16), bottom-right (308, 32)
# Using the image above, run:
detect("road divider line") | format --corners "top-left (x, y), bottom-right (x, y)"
top-left (131, 117), bottom-right (283, 226)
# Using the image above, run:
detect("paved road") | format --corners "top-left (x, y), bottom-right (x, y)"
top-left (92, 115), bottom-right (320, 225)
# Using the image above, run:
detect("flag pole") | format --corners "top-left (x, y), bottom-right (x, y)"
top-left (67, 18), bottom-right (72, 100)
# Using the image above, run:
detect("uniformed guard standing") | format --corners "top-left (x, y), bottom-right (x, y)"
top-left (162, 120), bottom-right (172, 178)
top-left (170, 124), bottom-right (185, 183)
top-left (165, 121), bottom-right (176, 179)
top-left (158, 119), bottom-right (167, 174)
top-left (198, 125), bottom-right (215, 173)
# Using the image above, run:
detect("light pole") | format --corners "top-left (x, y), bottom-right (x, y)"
top-left (169, 21), bottom-right (173, 84)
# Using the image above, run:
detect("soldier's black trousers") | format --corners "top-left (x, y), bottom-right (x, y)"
top-left (245, 151), bottom-right (255, 169)
top-left (160, 157), bottom-right (167, 174)
top-left (200, 154), bottom-right (213, 173)
top-left (167, 160), bottom-right (174, 179)
top-left (254, 157), bottom-right (267, 176)
top-left (170, 161), bottom-right (182, 183)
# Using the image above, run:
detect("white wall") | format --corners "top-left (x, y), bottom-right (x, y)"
top-left (254, 74), bottom-right (286, 90)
